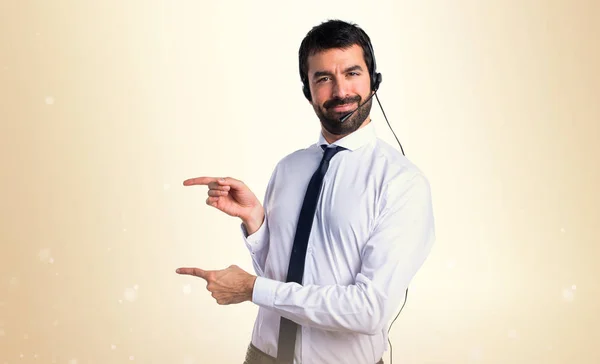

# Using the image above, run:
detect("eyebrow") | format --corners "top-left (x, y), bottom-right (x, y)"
top-left (312, 65), bottom-right (364, 80)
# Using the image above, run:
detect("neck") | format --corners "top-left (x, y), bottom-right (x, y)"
top-left (322, 117), bottom-right (371, 144)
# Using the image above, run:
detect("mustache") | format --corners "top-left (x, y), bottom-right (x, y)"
top-left (324, 95), bottom-right (361, 109)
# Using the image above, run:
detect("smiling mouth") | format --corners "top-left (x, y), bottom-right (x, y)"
top-left (330, 103), bottom-right (356, 112)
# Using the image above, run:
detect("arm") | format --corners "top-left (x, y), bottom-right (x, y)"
top-left (250, 171), bottom-right (436, 335)
top-left (240, 163), bottom-right (280, 276)
top-left (241, 210), bottom-right (269, 276)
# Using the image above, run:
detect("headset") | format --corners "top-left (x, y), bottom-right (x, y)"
top-left (301, 38), bottom-right (405, 156)
top-left (301, 37), bottom-right (408, 364)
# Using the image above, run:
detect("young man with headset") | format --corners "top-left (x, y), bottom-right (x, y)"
top-left (176, 19), bottom-right (436, 364)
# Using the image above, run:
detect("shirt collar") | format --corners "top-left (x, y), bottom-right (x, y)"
top-left (317, 121), bottom-right (377, 151)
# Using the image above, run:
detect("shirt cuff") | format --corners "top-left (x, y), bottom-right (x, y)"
top-left (251, 276), bottom-right (281, 309)
top-left (240, 219), bottom-right (268, 254)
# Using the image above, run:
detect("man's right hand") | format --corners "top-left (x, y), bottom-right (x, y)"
top-left (183, 176), bottom-right (265, 235)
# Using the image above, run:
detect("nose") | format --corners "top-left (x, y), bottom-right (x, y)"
top-left (331, 77), bottom-right (351, 100)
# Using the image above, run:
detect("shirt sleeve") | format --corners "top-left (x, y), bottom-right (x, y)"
top-left (251, 170), bottom-right (436, 335)
top-left (241, 217), bottom-right (270, 276)
top-left (241, 162), bottom-right (280, 277)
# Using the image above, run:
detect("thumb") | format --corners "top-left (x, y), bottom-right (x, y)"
top-left (218, 177), bottom-right (245, 190)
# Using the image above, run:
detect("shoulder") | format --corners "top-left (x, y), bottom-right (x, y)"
top-left (264, 143), bottom-right (321, 184)
top-left (370, 138), bottom-right (432, 199)
top-left (371, 138), bottom-right (427, 178)
top-left (273, 144), bottom-right (322, 170)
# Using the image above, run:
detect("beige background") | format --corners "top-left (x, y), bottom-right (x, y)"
top-left (1, 0), bottom-right (599, 363)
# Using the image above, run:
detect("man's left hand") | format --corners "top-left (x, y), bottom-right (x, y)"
top-left (176, 265), bottom-right (257, 305)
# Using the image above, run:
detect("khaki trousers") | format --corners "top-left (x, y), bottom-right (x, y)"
top-left (243, 343), bottom-right (384, 364)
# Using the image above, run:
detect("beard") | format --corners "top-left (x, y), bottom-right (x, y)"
top-left (313, 94), bottom-right (373, 136)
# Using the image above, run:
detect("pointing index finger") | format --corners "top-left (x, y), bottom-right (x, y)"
top-left (183, 177), bottom-right (219, 186)
top-left (176, 267), bottom-right (209, 279)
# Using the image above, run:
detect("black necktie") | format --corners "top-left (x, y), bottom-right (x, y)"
top-left (276, 144), bottom-right (346, 364)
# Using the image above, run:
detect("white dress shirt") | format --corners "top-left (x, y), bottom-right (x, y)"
top-left (241, 121), bottom-right (436, 364)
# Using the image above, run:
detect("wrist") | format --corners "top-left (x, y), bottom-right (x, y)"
top-left (246, 275), bottom-right (257, 302)
top-left (242, 206), bottom-right (264, 235)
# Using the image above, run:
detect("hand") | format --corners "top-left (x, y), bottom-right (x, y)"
top-left (182, 176), bottom-right (264, 232)
top-left (176, 265), bottom-right (257, 305)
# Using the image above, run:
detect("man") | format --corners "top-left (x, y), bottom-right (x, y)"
top-left (176, 19), bottom-right (436, 364)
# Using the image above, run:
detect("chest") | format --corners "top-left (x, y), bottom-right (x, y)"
top-left (266, 161), bottom-right (384, 255)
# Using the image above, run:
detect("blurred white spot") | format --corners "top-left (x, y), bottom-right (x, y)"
top-left (34, 353), bottom-right (38, 359)
top-left (111, 344), bottom-right (116, 350)
top-left (183, 284), bottom-right (192, 295)
top-left (124, 287), bottom-right (137, 302)
top-left (0, 328), bottom-right (5, 336)
top-left (560, 228), bottom-right (565, 233)
top-left (133, 284), bottom-right (139, 290)
top-left (69, 359), bottom-right (78, 364)
top-left (45, 97), bottom-right (54, 105)
top-left (55, 272), bottom-right (59, 276)
top-left (468, 347), bottom-right (483, 362)
top-left (562, 287), bottom-right (575, 302)
top-left (23, 334), bottom-right (28, 339)
top-left (107, 247), bottom-right (112, 252)
top-left (164, 183), bottom-right (170, 190)
top-left (38, 249), bottom-right (51, 262)
top-left (129, 328), bottom-right (133, 332)
top-left (9, 277), bottom-right (18, 286)
top-left (52, 319), bottom-right (59, 326)
top-left (571, 284), bottom-right (577, 290)
top-left (20, 353), bottom-right (24, 358)
top-left (129, 355), bottom-right (135, 360)
top-left (118, 299), bottom-right (123, 304)
top-left (446, 259), bottom-right (456, 269)
top-left (123, 228), bottom-right (128, 232)
top-left (507, 329), bottom-right (518, 339)
top-left (49, 257), bottom-right (54, 264)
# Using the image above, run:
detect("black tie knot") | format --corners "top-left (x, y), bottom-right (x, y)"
top-left (321, 145), bottom-right (345, 162)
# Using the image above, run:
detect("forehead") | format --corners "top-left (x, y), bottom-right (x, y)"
top-left (307, 44), bottom-right (366, 74)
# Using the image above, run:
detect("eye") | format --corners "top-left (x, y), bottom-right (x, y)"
top-left (316, 77), bottom-right (330, 83)
top-left (348, 72), bottom-right (360, 76)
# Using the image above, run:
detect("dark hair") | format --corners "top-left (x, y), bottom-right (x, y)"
top-left (298, 19), bottom-right (375, 88)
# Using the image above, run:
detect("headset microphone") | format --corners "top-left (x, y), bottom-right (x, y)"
top-left (339, 91), bottom-right (377, 123)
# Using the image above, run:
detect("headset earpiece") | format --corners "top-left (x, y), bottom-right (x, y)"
top-left (372, 72), bottom-right (382, 92)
